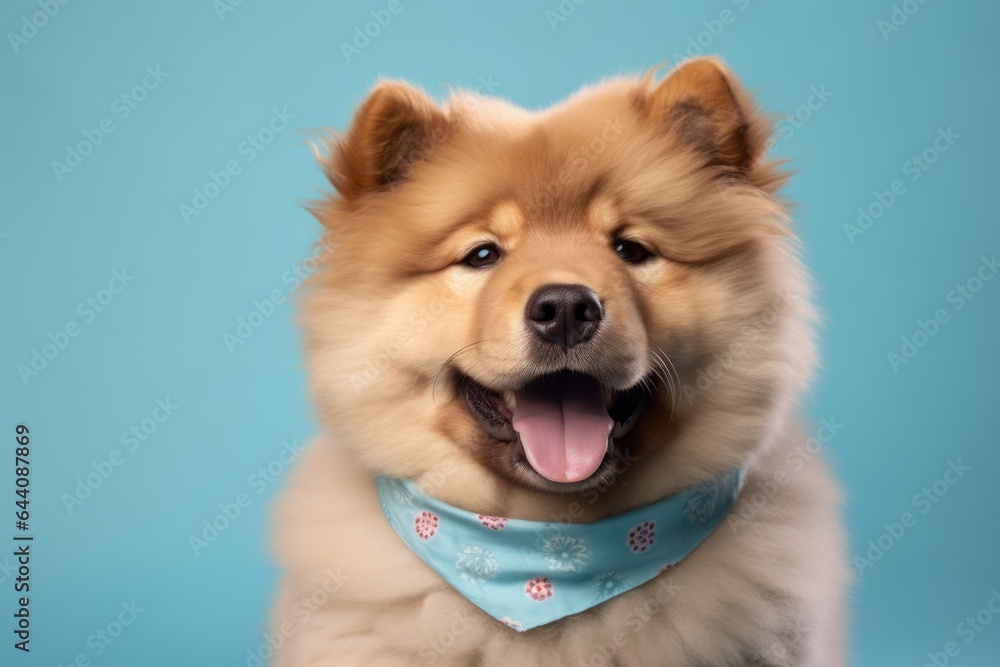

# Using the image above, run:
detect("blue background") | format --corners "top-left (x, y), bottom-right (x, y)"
top-left (2, 1), bottom-right (998, 665)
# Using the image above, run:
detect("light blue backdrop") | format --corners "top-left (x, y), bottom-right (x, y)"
top-left (2, 1), bottom-right (998, 665)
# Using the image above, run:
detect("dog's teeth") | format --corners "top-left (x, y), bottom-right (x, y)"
top-left (612, 407), bottom-right (639, 438)
top-left (602, 387), bottom-right (615, 408)
top-left (502, 390), bottom-right (516, 410)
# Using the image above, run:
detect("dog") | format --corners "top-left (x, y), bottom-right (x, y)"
top-left (269, 56), bottom-right (848, 666)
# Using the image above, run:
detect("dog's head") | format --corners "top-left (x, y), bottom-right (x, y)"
top-left (302, 58), bottom-right (814, 513)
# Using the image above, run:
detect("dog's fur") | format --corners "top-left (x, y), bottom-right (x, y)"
top-left (270, 57), bottom-right (848, 666)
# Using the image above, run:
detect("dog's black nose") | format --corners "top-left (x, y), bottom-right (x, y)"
top-left (525, 284), bottom-right (604, 349)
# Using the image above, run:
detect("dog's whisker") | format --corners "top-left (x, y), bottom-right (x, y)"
top-left (651, 346), bottom-right (680, 427)
top-left (648, 349), bottom-right (671, 395)
top-left (431, 341), bottom-right (485, 403)
top-left (649, 355), bottom-right (670, 391)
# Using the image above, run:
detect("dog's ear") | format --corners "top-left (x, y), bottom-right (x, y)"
top-left (324, 80), bottom-right (447, 199)
top-left (648, 57), bottom-right (768, 172)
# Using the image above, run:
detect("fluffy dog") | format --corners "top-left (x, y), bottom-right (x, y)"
top-left (270, 57), bottom-right (848, 666)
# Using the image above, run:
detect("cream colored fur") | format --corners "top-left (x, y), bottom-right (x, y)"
top-left (269, 57), bottom-right (849, 666)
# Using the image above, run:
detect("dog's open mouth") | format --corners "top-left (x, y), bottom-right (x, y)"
top-left (459, 370), bottom-right (653, 488)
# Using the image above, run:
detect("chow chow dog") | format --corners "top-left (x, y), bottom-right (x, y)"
top-left (270, 57), bottom-right (848, 665)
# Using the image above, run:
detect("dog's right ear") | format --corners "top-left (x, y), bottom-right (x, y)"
top-left (322, 80), bottom-right (448, 200)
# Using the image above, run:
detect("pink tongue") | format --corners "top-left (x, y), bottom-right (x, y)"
top-left (512, 375), bottom-right (613, 483)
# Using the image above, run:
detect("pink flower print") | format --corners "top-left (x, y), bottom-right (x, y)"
top-left (478, 515), bottom-right (508, 531)
top-left (627, 521), bottom-right (656, 553)
top-left (525, 577), bottom-right (553, 601)
top-left (414, 511), bottom-right (439, 540)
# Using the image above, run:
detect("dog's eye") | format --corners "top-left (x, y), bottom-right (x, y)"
top-left (612, 239), bottom-right (653, 264)
top-left (462, 243), bottom-right (502, 269)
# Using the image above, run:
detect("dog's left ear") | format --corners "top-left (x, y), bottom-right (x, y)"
top-left (648, 57), bottom-right (767, 172)
top-left (323, 80), bottom-right (448, 200)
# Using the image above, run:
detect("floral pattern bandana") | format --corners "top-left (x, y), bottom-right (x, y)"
top-left (375, 469), bottom-right (745, 631)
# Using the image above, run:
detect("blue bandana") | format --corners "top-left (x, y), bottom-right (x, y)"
top-left (376, 469), bottom-right (744, 632)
